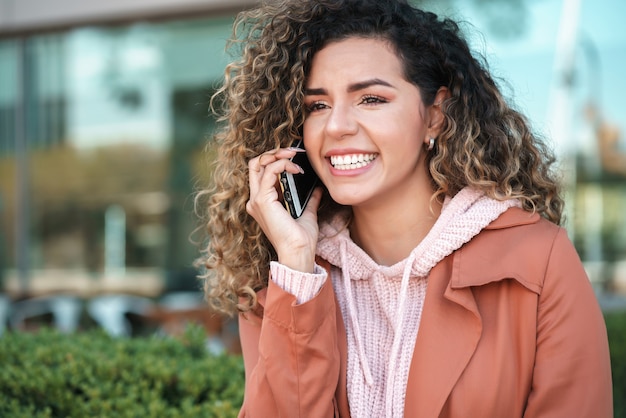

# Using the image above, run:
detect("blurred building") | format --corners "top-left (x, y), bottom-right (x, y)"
top-left (0, 0), bottom-right (257, 343)
top-left (0, 0), bottom-right (625, 330)
top-left (0, 0), bottom-right (256, 300)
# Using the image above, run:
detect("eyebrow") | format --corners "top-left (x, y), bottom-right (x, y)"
top-left (304, 78), bottom-right (394, 96)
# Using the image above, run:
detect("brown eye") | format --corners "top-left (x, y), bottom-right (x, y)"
top-left (360, 95), bottom-right (387, 105)
top-left (306, 101), bottom-right (329, 112)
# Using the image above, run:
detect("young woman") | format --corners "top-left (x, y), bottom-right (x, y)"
top-left (196, 0), bottom-right (613, 416)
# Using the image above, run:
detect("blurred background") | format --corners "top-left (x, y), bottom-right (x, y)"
top-left (0, 0), bottom-right (625, 347)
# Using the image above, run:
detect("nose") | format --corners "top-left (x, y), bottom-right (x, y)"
top-left (324, 103), bottom-right (358, 139)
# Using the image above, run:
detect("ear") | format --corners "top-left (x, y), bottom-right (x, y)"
top-left (426, 87), bottom-right (449, 141)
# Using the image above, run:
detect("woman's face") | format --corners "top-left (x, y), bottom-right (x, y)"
top-left (303, 37), bottom-right (436, 210)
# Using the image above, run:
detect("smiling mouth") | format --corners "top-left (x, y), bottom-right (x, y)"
top-left (329, 153), bottom-right (378, 170)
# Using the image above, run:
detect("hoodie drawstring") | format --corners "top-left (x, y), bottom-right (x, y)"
top-left (384, 251), bottom-right (418, 417)
top-left (341, 240), bottom-right (374, 386)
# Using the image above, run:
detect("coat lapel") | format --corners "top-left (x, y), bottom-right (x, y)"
top-left (404, 254), bottom-right (482, 417)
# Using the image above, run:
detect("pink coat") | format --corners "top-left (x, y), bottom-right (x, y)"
top-left (238, 208), bottom-right (613, 417)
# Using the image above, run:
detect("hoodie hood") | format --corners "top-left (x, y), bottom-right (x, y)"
top-left (317, 187), bottom-right (520, 278)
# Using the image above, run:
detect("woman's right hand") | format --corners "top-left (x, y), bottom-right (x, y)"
top-left (246, 147), bottom-right (323, 273)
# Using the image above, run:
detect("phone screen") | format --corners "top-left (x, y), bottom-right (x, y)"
top-left (279, 141), bottom-right (320, 218)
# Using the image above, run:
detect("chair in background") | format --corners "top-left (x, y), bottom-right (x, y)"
top-left (87, 294), bottom-right (155, 337)
top-left (9, 295), bottom-right (82, 333)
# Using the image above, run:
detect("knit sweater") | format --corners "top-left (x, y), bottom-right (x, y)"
top-left (271, 187), bottom-right (520, 417)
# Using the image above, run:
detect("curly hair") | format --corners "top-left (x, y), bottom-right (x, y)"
top-left (196, 0), bottom-right (564, 316)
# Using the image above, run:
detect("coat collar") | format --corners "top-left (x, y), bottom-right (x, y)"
top-left (449, 207), bottom-right (544, 294)
top-left (485, 206), bottom-right (540, 230)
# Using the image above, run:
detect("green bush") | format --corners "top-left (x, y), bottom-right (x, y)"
top-left (0, 326), bottom-right (244, 417)
top-left (1, 312), bottom-right (624, 417)
top-left (606, 310), bottom-right (626, 418)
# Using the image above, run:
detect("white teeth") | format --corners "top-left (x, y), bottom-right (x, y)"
top-left (330, 153), bottom-right (378, 170)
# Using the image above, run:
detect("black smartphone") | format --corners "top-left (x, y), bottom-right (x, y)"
top-left (279, 140), bottom-right (320, 218)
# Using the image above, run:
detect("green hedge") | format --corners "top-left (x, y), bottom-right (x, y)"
top-left (0, 326), bottom-right (244, 417)
top-left (606, 310), bottom-right (626, 418)
top-left (1, 312), bottom-right (625, 417)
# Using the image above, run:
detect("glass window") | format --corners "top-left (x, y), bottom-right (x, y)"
top-left (0, 16), bottom-right (234, 297)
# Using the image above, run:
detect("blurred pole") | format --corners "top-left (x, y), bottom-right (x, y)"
top-left (15, 37), bottom-right (30, 296)
top-left (548, 0), bottom-right (581, 153)
top-left (546, 0), bottom-right (581, 237)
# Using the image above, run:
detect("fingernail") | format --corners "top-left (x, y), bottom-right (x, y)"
top-left (295, 164), bottom-right (305, 174)
top-left (287, 147), bottom-right (306, 152)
